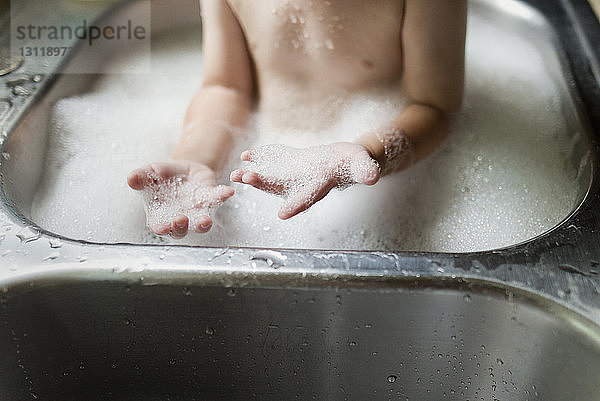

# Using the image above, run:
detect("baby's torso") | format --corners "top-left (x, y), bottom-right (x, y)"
top-left (227, 0), bottom-right (406, 130)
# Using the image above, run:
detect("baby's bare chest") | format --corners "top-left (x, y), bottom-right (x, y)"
top-left (227, 0), bottom-right (405, 89)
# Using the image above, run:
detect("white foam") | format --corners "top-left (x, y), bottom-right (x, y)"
top-left (31, 12), bottom-right (583, 252)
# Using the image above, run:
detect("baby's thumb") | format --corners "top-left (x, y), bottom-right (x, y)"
top-left (350, 155), bottom-right (380, 186)
top-left (278, 195), bottom-right (305, 220)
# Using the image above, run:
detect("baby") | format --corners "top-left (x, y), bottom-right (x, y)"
top-left (127, 0), bottom-right (467, 238)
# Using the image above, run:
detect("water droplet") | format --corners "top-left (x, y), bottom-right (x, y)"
top-left (226, 288), bottom-right (236, 297)
top-left (49, 238), bottom-right (63, 248)
top-left (42, 251), bottom-right (60, 261)
top-left (12, 86), bottom-right (31, 96)
top-left (112, 265), bottom-right (126, 274)
top-left (16, 227), bottom-right (40, 243)
top-left (208, 248), bottom-right (228, 261)
top-left (205, 327), bottom-right (215, 336)
top-left (250, 250), bottom-right (287, 269)
top-left (182, 287), bottom-right (192, 296)
top-left (387, 375), bottom-right (397, 383)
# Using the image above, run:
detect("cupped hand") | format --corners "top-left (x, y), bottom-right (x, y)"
top-left (230, 142), bottom-right (379, 219)
top-left (128, 160), bottom-right (234, 238)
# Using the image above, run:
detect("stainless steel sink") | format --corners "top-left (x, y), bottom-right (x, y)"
top-left (1, 275), bottom-right (599, 401)
top-left (0, 0), bottom-right (595, 251)
top-left (0, 0), bottom-right (599, 400)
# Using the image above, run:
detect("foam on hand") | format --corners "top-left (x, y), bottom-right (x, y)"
top-left (140, 170), bottom-right (224, 231)
top-left (244, 143), bottom-right (378, 190)
top-left (31, 13), bottom-right (584, 252)
top-left (238, 143), bottom-right (380, 218)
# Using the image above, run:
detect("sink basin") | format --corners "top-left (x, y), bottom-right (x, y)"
top-left (0, 0), bottom-right (594, 251)
top-left (1, 276), bottom-right (599, 400)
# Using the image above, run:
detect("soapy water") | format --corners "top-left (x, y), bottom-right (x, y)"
top-left (31, 14), bottom-right (585, 252)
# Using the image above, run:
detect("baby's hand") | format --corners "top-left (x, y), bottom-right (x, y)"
top-left (127, 161), bottom-right (234, 238)
top-left (230, 142), bottom-right (380, 219)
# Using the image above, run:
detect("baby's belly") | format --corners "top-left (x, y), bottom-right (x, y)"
top-left (255, 78), bottom-right (407, 141)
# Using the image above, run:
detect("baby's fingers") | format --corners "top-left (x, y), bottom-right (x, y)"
top-left (216, 185), bottom-right (235, 201)
top-left (240, 149), bottom-right (253, 162)
top-left (199, 185), bottom-right (235, 208)
top-left (149, 215), bottom-right (189, 238)
top-left (230, 169), bottom-right (287, 195)
top-left (230, 169), bottom-right (262, 185)
top-left (149, 222), bottom-right (171, 236)
top-left (191, 215), bottom-right (213, 233)
top-left (170, 214), bottom-right (189, 239)
top-left (350, 155), bottom-right (380, 186)
top-left (127, 167), bottom-right (153, 190)
top-left (278, 180), bottom-right (335, 220)
top-left (279, 193), bottom-right (313, 220)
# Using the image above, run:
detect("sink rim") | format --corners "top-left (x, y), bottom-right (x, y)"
top-left (2, 264), bottom-right (600, 353)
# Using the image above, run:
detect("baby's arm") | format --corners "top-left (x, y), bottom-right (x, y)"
top-left (171, 0), bottom-right (254, 171)
top-left (128, 0), bottom-right (254, 237)
top-left (355, 0), bottom-right (467, 174)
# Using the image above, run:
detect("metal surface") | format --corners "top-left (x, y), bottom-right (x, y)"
top-left (1, 278), bottom-right (599, 400)
top-left (0, 0), bottom-right (599, 400)
top-left (0, 54), bottom-right (23, 77)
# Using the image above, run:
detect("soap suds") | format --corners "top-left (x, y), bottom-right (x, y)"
top-left (30, 13), bottom-right (583, 252)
